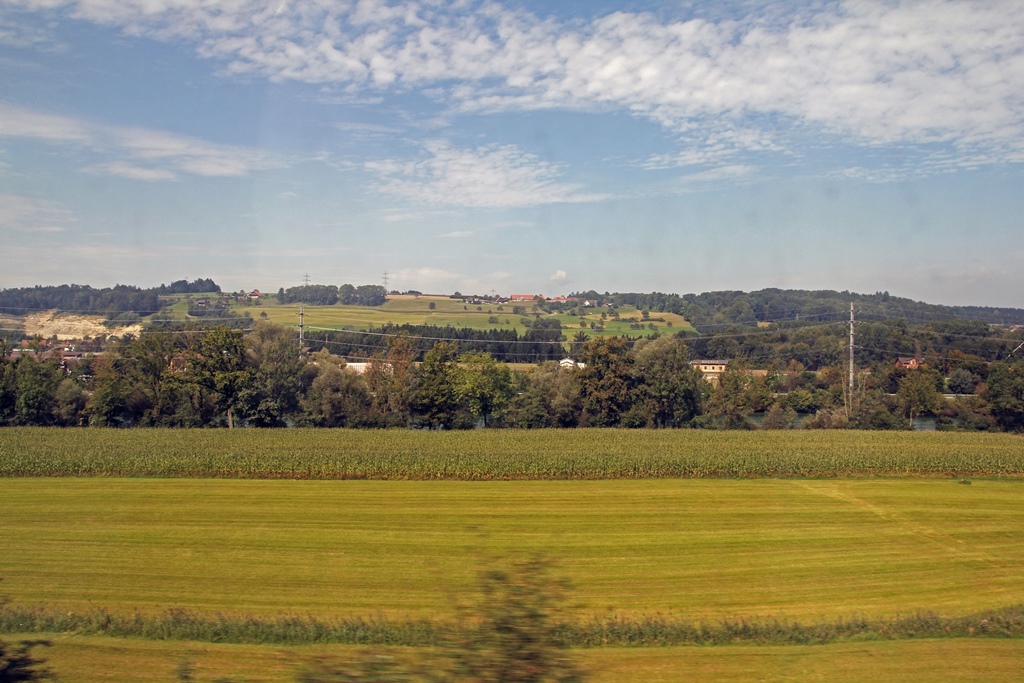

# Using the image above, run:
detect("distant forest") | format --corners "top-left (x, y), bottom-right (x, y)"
top-left (567, 289), bottom-right (1024, 330)
top-left (0, 278), bottom-right (220, 320)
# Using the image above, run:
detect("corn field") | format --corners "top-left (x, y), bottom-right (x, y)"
top-left (1, 428), bottom-right (1022, 479)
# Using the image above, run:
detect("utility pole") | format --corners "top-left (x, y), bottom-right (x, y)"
top-left (299, 305), bottom-right (305, 350)
top-left (849, 302), bottom-right (855, 392)
top-left (847, 301), bottom-right (856, 419)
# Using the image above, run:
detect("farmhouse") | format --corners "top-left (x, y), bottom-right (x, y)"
top-left (558, 358), bottom-right (586, 370)
top-left (510, 294), bottom-right (542, 302)
top-left (896, 357), bottom-right (920, 370)
top-left (690, 359), bottom-right (729, 386)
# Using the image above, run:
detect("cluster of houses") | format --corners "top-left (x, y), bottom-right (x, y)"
top-left (685, 357), bottom-right (924, 387)
top-left (457, 294), bottom-right (612, 309)
top-left (8, 339), bottom-right (103, 378)
top-left (192, 290), bottom-right (262, 308)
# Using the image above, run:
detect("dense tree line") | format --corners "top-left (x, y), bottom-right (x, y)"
top-left (683, 318), bottom-right (1023, 377)
top-left (308, 322), bottom-right (565, 364)
top-left (277, 284), bottom-right (387, 306)
top-left (3, 322), bottom-right (1023, 432)
top-left (0, 284), bottom-right (161, 320)
top-left (567, 288), bottom-right (1024, 331)
top-left (155, 278), bottom-right (220, 295)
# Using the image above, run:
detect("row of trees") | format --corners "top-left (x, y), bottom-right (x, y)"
top-left (312, 322), bottom-right (566, 365)
top-left (277, 284), bottom-right (387, 307)
top-left (2, 323), bottom-right (1023, 431)
top-left (0, 284), bottom-right (162, 321)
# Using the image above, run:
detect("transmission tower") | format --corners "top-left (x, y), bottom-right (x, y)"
top-left (303, 273), bottom-right (311, 287)
top-left (849, 302), bottom-right (855, 396)
top-left (382, 270), bottom-right (389, 291)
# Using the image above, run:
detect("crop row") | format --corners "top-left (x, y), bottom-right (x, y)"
top-left (1, 428), bottom-right (1022, 479)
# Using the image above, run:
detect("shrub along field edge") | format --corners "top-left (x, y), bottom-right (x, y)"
top-left (1, 428), bottom-right (1023, 479)
top-left (2, 603), bottom-right (1023, 647)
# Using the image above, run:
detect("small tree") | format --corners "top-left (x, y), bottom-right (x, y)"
top-left (445, 557), bottom-right (584, 683)
top-left (456, 352), bottom-right (514, 427)
top-left (896, 368), bottom-right (943, 429)
top-left (0, 638), bottom-right (53, 682)
top-left (416, 342), bottom-right (463, 429)
top-left (984, 360), bottom-right (1024, 432)
top-left (296, 557), bottom-right (584, 683)
top-left (183, 326), bottom-right (252, 428)
top-left (706, 363), bottom-right (756, 429)
top-left (947, 368), bottom-right (975, 395)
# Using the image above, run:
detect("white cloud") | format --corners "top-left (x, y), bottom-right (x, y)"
top-left (440, 230), bottom-right (473, 238)
top-left (0, 102), bottom-right (92, 143)
top-left (334, 121), bottom-right (405, 135)
top-left (85, 162), bottom-right (180, 181)
top-left (0, 193), bottom-right (74, 233)
top-left (0, 103), bottom-right (284, 179)
top-left (549, 269), bottom-right (567, 283)
top-left (367, 140), bottom-right (610, 207)
top-left (113, 126), bottom-right (279, 177)
top-left (378, 210), bottom-right (427, 223)
top-left (20, 0), bottom-right (1023, 174)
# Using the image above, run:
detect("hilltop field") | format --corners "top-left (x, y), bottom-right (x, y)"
top-left (6, 292), bottom-right (696, 343)
top-left (168, 292), bottom-right (696, 338)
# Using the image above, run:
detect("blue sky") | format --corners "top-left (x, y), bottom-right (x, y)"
top-left (1, 0), bottom-right (1023, 307)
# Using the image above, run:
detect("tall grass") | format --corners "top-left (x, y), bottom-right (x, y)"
top-left (2, 603), bottom-right (1022, 647)
top-left (1, 428), bottom-right (1022, 479)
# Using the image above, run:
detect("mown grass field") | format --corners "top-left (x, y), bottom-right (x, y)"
top-left (2, 478), bottom-right (1023, 620)
top-left (8, 634), bottom-right (1024, 683)
top-left (2, 428), bottom-right (1022, 479)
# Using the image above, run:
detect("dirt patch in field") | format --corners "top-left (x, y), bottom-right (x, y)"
top-left (23, 310), bottom-right (143, 340)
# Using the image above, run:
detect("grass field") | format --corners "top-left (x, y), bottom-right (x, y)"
top-left (221, 294), bottom-right (697, 338)
top-left (2, 428), bottom-right (1022, 479)
top-left (4, 429), bottom-right (1024, 681)
top-left (2, 478), bottom-right (1023, 621)
top-left (6, 634), bottom-right (1024, 682)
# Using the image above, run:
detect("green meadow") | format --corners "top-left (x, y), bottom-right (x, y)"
top-left (7, 635), bottom-right (1024, 683)
top-left (3, 478), bottom-right (1023, 620)
top-left (225, 294), bottom-right (696, 337)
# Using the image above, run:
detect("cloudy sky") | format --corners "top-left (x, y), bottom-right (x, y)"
top-left (1, 0), bottom-right (1023, 307)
